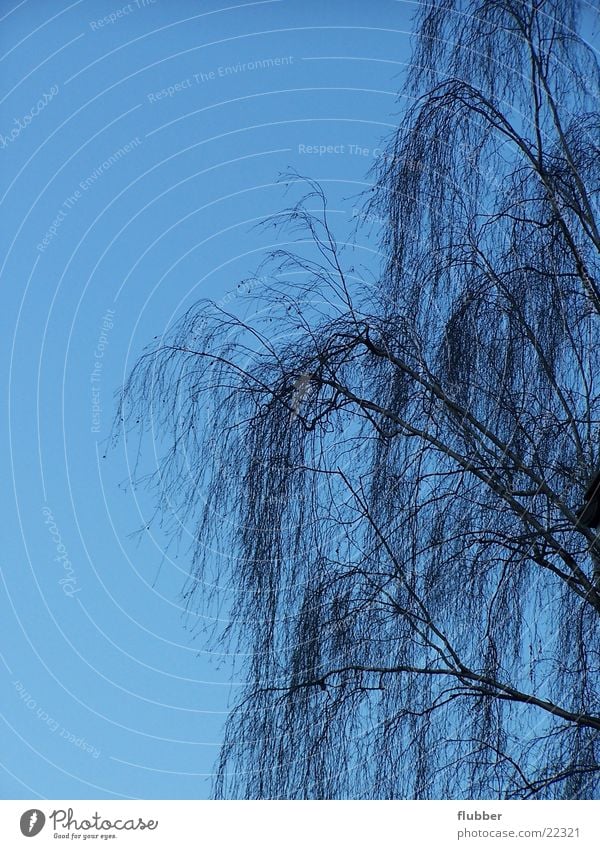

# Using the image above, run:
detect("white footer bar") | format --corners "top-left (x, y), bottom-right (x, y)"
top-left (0, 800), bottom-right (598, 848)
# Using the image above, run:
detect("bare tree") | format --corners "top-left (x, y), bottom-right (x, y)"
top-left (117, 0), bottom-right (600, 798)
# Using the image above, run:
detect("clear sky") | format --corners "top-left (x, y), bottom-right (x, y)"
top-left (0, 0), bottom-right (417, 799)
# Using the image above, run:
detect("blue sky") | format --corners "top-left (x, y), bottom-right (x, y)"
top-left (0, 0), bottom-right (416, 799)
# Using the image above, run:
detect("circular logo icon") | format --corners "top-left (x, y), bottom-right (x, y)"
top-left (20, 810), bottom-right (45, 837)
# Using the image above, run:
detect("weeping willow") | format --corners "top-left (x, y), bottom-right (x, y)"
top-left (119, 0), bottom-right (600, 798)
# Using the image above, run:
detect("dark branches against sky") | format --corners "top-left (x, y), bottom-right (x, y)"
top-left (117, 0), bottom-right (600, 799)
